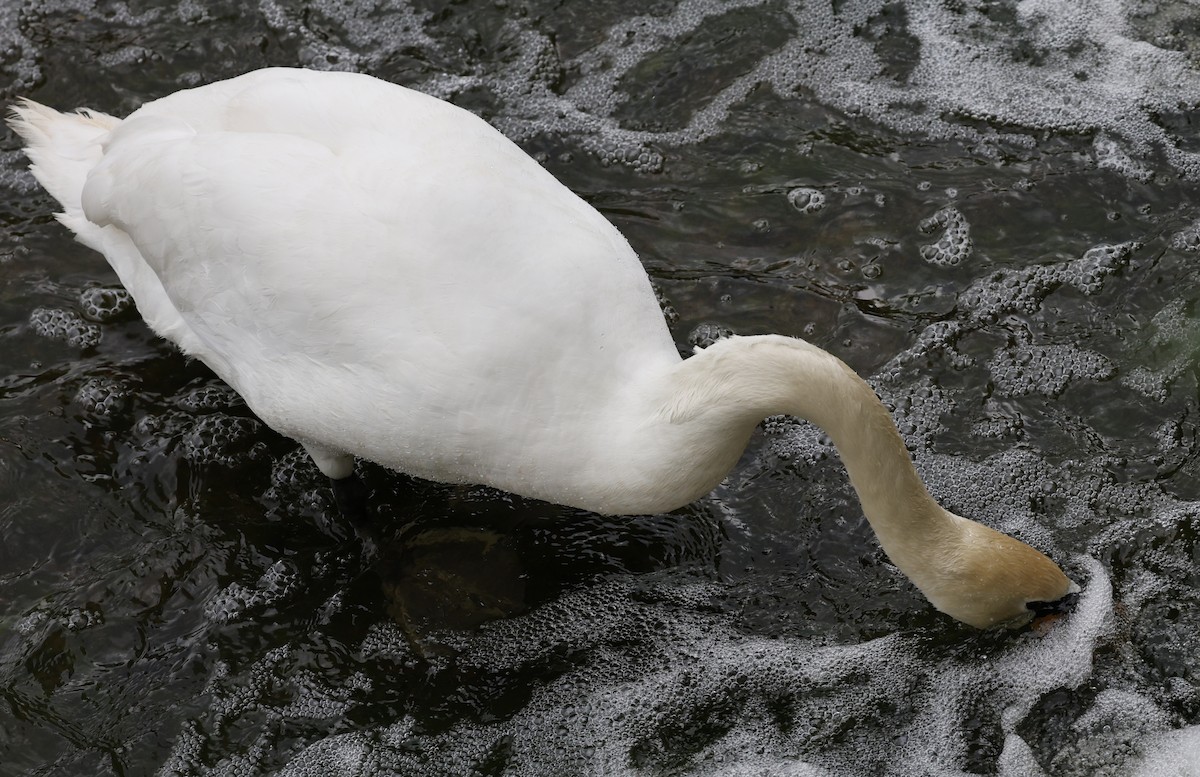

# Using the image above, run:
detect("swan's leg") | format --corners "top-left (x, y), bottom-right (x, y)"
top-left (302, 443), bottom-right (377, 545)
top-left (331, 473), bottom-right (370, 527)
top-left (302, 443), bottom-right (354, 480)
top-left (329, 472), bottom-right (383, 558)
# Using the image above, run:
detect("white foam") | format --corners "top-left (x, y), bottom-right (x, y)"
top-left (1134, 726), bottom-right (1200, 777)
top-left (918, 207), bottom-right (972, 267)
top-left (149, 555), bottom-right (1125, 776)
top-left (10, 2), bottom-right (1199, 774)
top-left (249, 0), bottom-right (1200, 177)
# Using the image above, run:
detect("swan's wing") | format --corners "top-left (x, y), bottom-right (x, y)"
top-left (78, 71), bottom-right (676, 456)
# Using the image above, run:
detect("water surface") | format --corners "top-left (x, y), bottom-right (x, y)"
top-left (2, 1), bottom-right (1200, 775)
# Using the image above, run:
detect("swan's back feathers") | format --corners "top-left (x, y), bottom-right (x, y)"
top-left (11, 68), bottom-right (679, 497)
top-left (78, 70), bottom-right (673, 370)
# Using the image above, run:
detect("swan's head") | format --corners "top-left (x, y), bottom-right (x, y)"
top-left (920, 516), bottom-right (1079, 630)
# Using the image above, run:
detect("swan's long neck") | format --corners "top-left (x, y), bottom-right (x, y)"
top-left (643, 335), bottom-right (960, 583)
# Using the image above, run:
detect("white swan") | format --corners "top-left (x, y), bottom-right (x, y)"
top-left (9, 67), bottom-right (1077, 629)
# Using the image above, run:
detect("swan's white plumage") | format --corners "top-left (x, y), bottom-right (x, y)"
top-left (24, 68), bottom-right (681, 506)
top-left (10, 67), bottom-right (1076, 628)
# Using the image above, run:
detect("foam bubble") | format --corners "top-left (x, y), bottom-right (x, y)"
top-left (972, 409), bottom-right (1025, 441)
top-left (1121, 299), bottom-right (1200, 402)
top-left (689, 322), bottom-right (734, 349)
top-left (1065, 243), bottom-right (1139, 296)
top-left (0, 2), bottom-right (41, 98)
top-left (182, 414), bottom-right (265, 467)
top-left (651, 283), bottom-right (679, 324)
top-left (1050, 690), bottom-right (1173, 775)
top-left (74, 376), bottom-right (130, 422)
top-left (205, 561), bottom-right (299, 624)
top-left (919, 206), bottom-right (972, 267)
top-left (29, 307), bottom-right (101, 349)
top-left (1093, 135), bottom-right (1155, 182)
top-left (400, 0), bottom-right (1200, 178)
top-left (142, 553), bottom-right (1119, 775)
top-left (78, 286), bottom-right (135, 322)
top-left (258, 0), bottom-right (434, 73)
top-left (787, 187), bottom-right (826, 214)
top-left (7, 0), bottom-right (1200, 185)
top-left (988, 343), bottom-right (1116, 398)
top-left (176, 384), bottom-right (242, 413)
top-left (1133, 726), bottom-right (1200, 777)
top-left (1172, 220), bottom-right (1200, 253)
top-left (262, 447), bottom-right (329, 515)
top-left (952, 242), bottom-right (1135, 327)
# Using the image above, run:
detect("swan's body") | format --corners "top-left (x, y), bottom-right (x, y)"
top-left (10, 67), bottom-right (1076, 629)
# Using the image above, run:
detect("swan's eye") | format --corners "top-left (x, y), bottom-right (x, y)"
top-left (1026, 590), bottom-right (1080, 617)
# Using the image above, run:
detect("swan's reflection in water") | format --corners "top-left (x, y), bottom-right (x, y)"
top-left (350, 474), bottom-right (724, 656)
top-left (380, 526), bottom-right (528, 645)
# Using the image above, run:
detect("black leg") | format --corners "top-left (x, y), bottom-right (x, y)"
top-left (330, 472), bottom-right (380, 553)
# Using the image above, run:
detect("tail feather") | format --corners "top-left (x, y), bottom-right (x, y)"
top-left (9, 99), bottom-right (206, 359)
top-left (7, 99), bottom-right (119, 212)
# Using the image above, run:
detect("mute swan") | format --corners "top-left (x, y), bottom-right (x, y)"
top-left (9, 67), bottom-right (1077, 629)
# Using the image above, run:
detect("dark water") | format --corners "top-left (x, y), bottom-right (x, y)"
top-left (2, 1), bottom-right (1199, 775)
